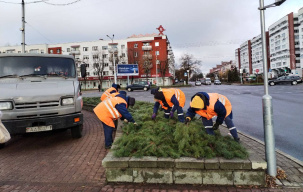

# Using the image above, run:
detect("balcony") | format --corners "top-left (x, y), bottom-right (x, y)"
top-left (142, 45), bottom-right (152, 51)
top-left (69, 50), bottom-right (80, 55)
top-left (143, 55), bottom-right (153, 60)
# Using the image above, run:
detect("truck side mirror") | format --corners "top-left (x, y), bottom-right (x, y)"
top-left (80, 64), bottom-right (86, 78)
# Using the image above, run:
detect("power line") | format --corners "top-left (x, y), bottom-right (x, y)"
top-left (0, 0), bottom-right (20, 4)
top-left (26, 22), bottom-right (53, 43)
top-left (42, 0), bottom-right (81, 6)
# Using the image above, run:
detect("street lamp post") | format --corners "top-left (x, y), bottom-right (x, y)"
top-left (187, 70), bottom-right (189, 85)
top-left (156, 50), bottom-right (158, 86)
top-left (259, 0), bottom-right (286, 177)
top-left (107, 34), bottom-right (117, 84)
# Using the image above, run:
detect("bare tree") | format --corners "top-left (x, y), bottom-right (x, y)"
top-left (158, 59), bottom-right (170, 86)
top-left (139, 52), bottom-right (153, 83)
top-left (92, 51), bottom-right (106, 90)
top-left (179, 54), bottom-right (202, 84)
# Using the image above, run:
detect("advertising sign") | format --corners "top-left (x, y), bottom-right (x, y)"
top-left (117, 64), bottom-right (139, 76)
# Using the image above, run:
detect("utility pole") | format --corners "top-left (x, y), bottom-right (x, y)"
top-left (107, 34), bottom-right (117, 84)
top-left (21, 0), bottom-right (25, 53)
top-left (156, 49), bottom-right (158, 86)
top-left (258, 0), bottom-right (286, 177)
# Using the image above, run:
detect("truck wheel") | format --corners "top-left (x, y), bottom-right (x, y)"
top-left (0, 143), bottom-right (5, 149)
top-left (71, 124), bottom-right (83, 138)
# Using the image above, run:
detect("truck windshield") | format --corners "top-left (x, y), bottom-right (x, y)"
top-left (0, 56), bottom-right (76, 78)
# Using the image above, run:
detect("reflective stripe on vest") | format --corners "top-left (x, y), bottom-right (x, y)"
top-left (103, 99), bottom-right (120, 119)
top-left (101, 87), bottom-right (117, 101)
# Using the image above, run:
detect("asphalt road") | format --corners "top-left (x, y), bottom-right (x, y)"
top-left (82, 83), bottom-right (303, 161)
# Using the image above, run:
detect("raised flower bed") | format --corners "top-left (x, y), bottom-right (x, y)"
top-left (83, 98), bottom-right (266, 185)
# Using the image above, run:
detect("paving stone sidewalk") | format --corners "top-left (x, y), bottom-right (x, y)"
top-left (0, 110), bottom-right (302, 192)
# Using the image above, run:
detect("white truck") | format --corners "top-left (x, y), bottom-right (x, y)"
top-left (0, 54), bottom-right (83, 146)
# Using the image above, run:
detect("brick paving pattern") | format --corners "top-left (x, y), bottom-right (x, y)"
top-left (0, 110), bottom-right (302, 192)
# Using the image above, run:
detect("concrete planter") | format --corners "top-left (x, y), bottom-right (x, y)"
top-left (83, 104), bottom-right (267, 186)
top-left (102, 136), bottom-right (267, 186)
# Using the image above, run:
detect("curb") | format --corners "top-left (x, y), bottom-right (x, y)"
top-left (220, 124), bottom-right (303, 167)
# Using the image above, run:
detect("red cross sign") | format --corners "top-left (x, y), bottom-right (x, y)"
top-left (156, 25), bottom-right (165, 35)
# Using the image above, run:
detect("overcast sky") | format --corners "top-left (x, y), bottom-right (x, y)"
top-left (0, 0), bottom-right (302, 73)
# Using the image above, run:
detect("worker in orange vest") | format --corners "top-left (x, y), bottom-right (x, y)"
top-left (185, 92), bottom-right (239, 142)
top-left (151, 88), bottom-right (186, 122)
top-left (94, 94), bottom-right (136, 149)
top-left (100, 83), bottom-right (121, 101)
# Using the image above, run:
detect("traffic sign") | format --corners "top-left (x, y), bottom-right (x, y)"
top-left (256, 69), bottom-right (259, 73)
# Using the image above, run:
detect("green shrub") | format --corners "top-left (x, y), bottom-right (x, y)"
top-left (113, 101), bottom-right (248, 159)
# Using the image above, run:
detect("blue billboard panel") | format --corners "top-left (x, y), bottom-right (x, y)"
top-left (117, 64), bottom-right (139, 76)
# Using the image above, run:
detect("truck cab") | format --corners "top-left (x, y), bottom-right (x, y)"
top-left (0, 54), bottom-right (83, 141)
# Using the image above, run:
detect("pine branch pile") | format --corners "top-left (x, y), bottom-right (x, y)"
top-left (113, 101), bottom-right (248, 159)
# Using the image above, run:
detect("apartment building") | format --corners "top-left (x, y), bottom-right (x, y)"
top-left (239, 40), bottom-right (252, 74)
top-left (251, 33), bottom-right (270, 74)
top-left (234, 7), bottom-right (303, 78)
top-left (299, 7), bottom-right (303, 71)
top-left (235, 48), bottom-right (241, 70)
top-left (0, 34), bottom-right (175, 89)
top-left (268, 12), bottom-right (301, 77)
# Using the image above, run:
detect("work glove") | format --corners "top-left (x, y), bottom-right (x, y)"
top-left (151, 113), bottom-right (157, 120)
top-left (185, 117), bottom-right (191, 125)
top-left (169, 111), bottom-right (174, 118)
top-left (133, 122), bottom-right (137, 126)
top-left (212, 122), bottom-right (220, 130)
top-left (124, 119), bottom-right (128, 123)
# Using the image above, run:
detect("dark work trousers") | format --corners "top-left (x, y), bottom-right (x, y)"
top-left (164, 107), bottom-right (185, 122)
top-left (102, 122), bottom-right (115, 148)
top-left (201, 112), bottom-right (239, 140)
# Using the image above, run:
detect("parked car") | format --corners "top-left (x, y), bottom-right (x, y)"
top-left (201, 78), bottom-right (211, 85)
top-left (126, 81), bottom-right (150, 91)
top-left (195, 81), bottom-right (202, 86)
top-left (214, 79), bottom-right (221, 85)
top-left (268, 75), bottom-right (302, 86)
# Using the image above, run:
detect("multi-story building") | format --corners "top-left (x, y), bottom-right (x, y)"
top-left (0, 34), bottom-right (175, 89)
top-left (268, 12), bottom-right (301, 77)
top-left (299, 7), bottom-right (303, 74)
top-left (239, 40), bottom-right (252, 75)
top-left (251, 33), bottom-right (270, 75)
top-left (235, 48), bottom-right (241, 70)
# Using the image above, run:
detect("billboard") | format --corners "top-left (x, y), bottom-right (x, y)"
top-left (117, 64), bottom-right (139, 76)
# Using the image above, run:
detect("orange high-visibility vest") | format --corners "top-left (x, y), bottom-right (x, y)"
top-left (191, 93), bottom-right (232, 120)
top-left (159, 88), bottom-right (186, 110)
top-left (94, 97), bottom-right (127, 127)
top-left (101, 87), bottom-right (118, 101)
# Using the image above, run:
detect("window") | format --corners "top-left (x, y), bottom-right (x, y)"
top-left (156, 51), bottom-right (159, 56)
top-left (103, 71), bottom-right (109, 75)
top-left (93, 63), bottom-right (99, 68)
top-left (84, 64), bottom-right (89, 68)
top-left (83, 47), bottom-right (89, 51)
top-left (143, 42), bottom-right (150, 46)
top-left (134, 43), bottom-right (138, 48)
top-left (57, 49), bottom-right (60, 54)
top-left (93, 46), bottom-right (98, 51)
top-left (102, 46), bottom-right (108, 50)
top-left (105, 63), bottom-right (109, 67)
top-left (102, 54), bottom-right (108, 58)
top-left (50, 50), bottom-right (53, 54)
top-left (67, 48), bottom-right (70, 52)
top-left (93, 55), bottom-right (99, 59)
top-left (83, 55), bottom-right (89, 60)
top-left (122, 53), bottom-right (126, 57)
top-left (155, 42), bottom-right (159, 46)
top-left (86, 72), bottom-right (90, 76)
top-left (121, 45), bottom-right (125, 49)
top-left (41, 50), bottom-right (44, 54)
top-left (134, 52), bottom-right (138, 57)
